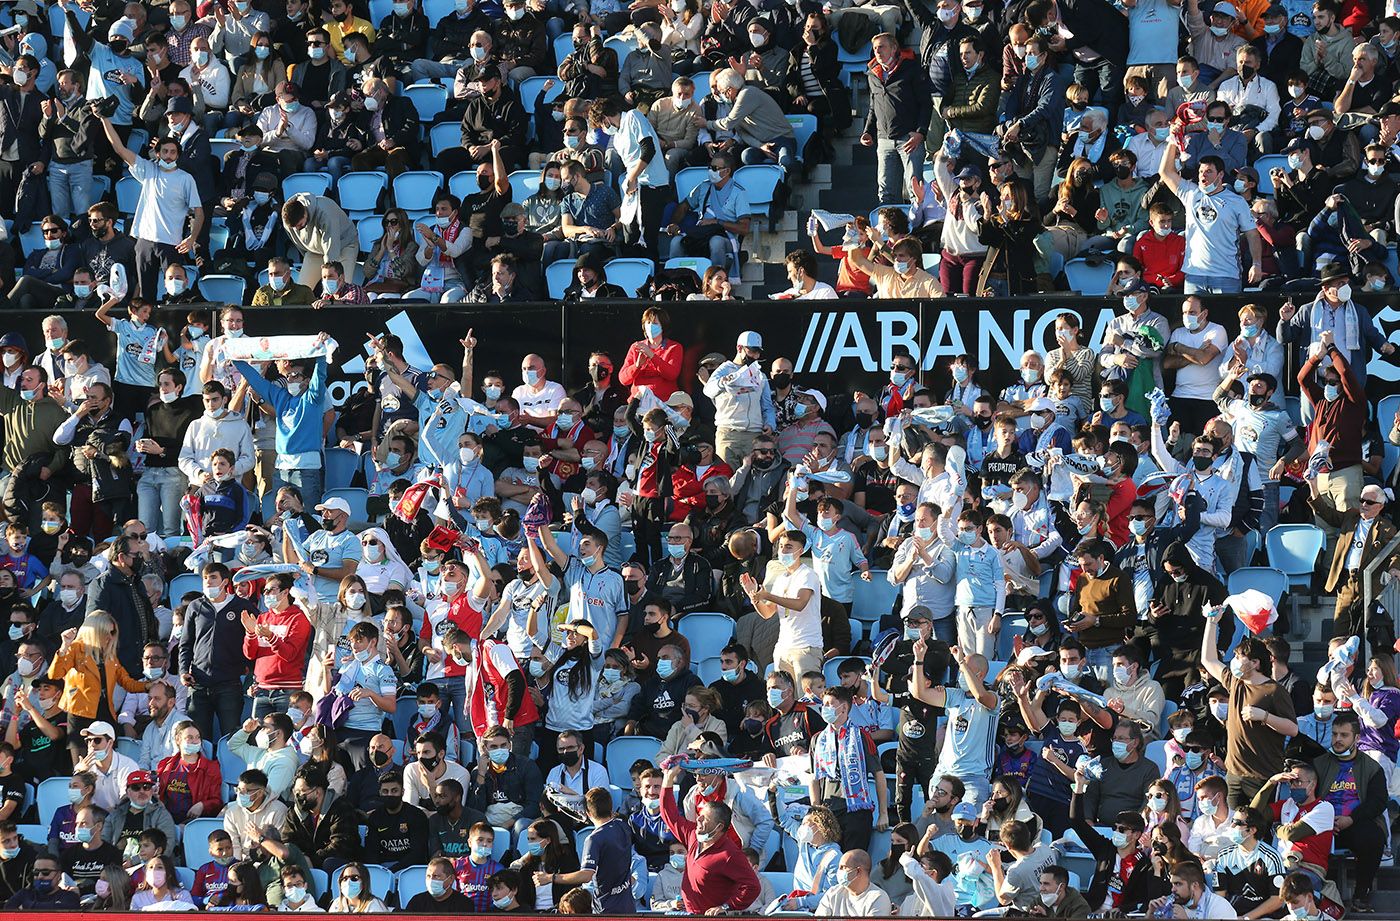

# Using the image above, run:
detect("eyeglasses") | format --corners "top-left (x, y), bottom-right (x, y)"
top-left (1362, 498), bottom-right (1383, 506)
top-left (384, 219), bottom-right (399, 225)
top-left (129, 783), bottom-right (154, 791)
top-left (41, 227), bottom-right (61, 236)
top-left (1026, 612), bottom-right (1046, 621)
top-left (308, 40), bottom-right (327, 46)
top-left (1183, 745), bottom-right (1205, 753)
top-left (32, 869), bottom-right (58, 876)
top-left (1112, 824), bottom-right (1134, 833)
top-left (128, 531), bottom-right (148, 539)
top-left (342, 875), bottom-right (362, 882)
top-left (1366, 159), bottom-right (1387, 166)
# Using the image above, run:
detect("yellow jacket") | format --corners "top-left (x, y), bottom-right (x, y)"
top-left (48, 642), bottom-right (148, 720)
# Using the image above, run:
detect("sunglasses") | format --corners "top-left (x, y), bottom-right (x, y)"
top-left (129, 783), bottom-right (154, 791)
top-left (308, 40), bottom-right (327, 46)
top-left (384, 218), bottom-right (400, 225)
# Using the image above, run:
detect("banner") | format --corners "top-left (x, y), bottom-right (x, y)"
top-left (9, 296), bottom-right (1400, 409)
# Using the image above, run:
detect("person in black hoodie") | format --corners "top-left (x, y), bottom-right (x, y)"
top-left (408, 0), bottom-right (495, 86)
top-left (177, 562), bottom-right (254, 745)
top-left (562, 253), bottom-right (628, 301)
top-left (623, 645), bottom-right (702, 737)
top-left (375, 0), bottom-right (430, 66)
top-left (352, 78), bottom-right (419, 177)
top-left (365, 770), bottom-right (429, 870)
top-left (218, 124), bottom-right (281, 210)
top-left (1136, 540), bottom-right (1227, 701)
top-left (307, 91), bottom-right (371, 179)
top-left (134, 368), bottom-right (202, 537)
top-left (278, 764), bottom-right (360, 870)
top-left (708, 642), bottom-right (766, 738)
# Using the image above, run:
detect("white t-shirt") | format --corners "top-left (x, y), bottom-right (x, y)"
top-left (769, 563), bottom-right (823, 654)
top-left (1169, 321), bottom-right (1229, 399)
top-left (130, 156), bottom-right (201, 246)
top-left (613, 109), bottom-right (670, 189)
top-left (1178, 181), bottom-right (1254, 279)
top-left (512, 380), bottom-right (566, 422)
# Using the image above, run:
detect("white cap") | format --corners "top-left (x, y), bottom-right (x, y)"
top-left (736, 330), bottom-right (763, 349)
top-left (1027, 397), bottom-right (1057, 413)
top-left (315, 497), bottom-right (352, 516)
top-left (83, 720), bottom-right (117, 740)
top-left (1016, 646), bottom-right (1051, 666)
top-left (801, 389), bottom-right (827, 412)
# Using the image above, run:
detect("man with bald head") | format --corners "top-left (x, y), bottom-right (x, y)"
top-left (646, 522), bottom-right (715, 614)
top-left (513, 354), bottom-right (565, 429)
top-left (1310, 478), bottom-right (1400, 660)
top-left (815, 849), bottom-right (891, 915)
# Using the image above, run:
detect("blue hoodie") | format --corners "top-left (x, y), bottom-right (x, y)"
top-left (233, 357), bottom-right (326, 468)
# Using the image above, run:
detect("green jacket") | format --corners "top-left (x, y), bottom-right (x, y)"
top-left (1097, 178), bottom-right (1152, 239)
top-left (0, 389), bottom-right (68, 475)
top-left (942, 65), bottom-right (1000, 136)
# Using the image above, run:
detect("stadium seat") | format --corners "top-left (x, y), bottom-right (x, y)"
top-left (604, 257), bottom-right (654, 296)
top-left (734, 164), bottom-right (783, 214)
top-left (208, 222), bottom-right (229, 256)
top-left (116, 175), bottom-right (141, 213)
top-left (338, 171), bottom-right (389, 216)
top-left (325, 447), bottom-right (360, 491)
top-left (1144, 740), bottom-right (1170, 775)
top-left (676, 612), bottom-right (735, 662)
top-left (422, 0), bottom-right (454, 25)
top-left (603, 34), bottom-right (637, 65)
top-left (1062, 257), bottom-right (1114, 295)
top-left (836, 42), bottom-right (868, 87)
top-left (198, 274), bottom-right (247, 305)
top-left (392, 170), bottom-right (445, 212)
top-left (674, 166), bottom-right (708, 204)
top-left (175, 866), bottom-right (196, 891)
top-left (209, 137), bottom-right (238, 161)
top-left (553, 33), bottom-right (575, 67)
top-left (664, 256), bottom-right (711, 275)
top-left (17, 824), bottom-right (45, 847)
top-left (604, 736), bottom-right (662, 787)
top-left (691, 71), bottom-right (712, 101)
top-left (369, 0), bottom-right (393, 24)
top-left (169, 572), bottom-right (203, 604)
top-left (36, 775), bottom-right (70, 824)
top-left (282, 171), bottom-right (333, 199)
top-left (116, 737), bottom-right (141, 762)
top-left (183, 817), bottom-right (224, 869)
top-left (694, 656), bottom-right (722, 684)
top-left (994, 615), bottom-right (1028, 661)
top-left (546, 259), bottom-right (575, 299)
top-left (1254, 155), bottom-right (1286, 195)
top-left (334, 864), bottom-right (394, 901)
top-left (1226, 567), bottom-right (1288, 608)
top-left (519, 76), bottom-right (565, 114)
top-left (851, 573), bottom-right (896, 622)
top-left (785, 114), bottom-right (817, 159)
top-left (507, 169), bottom-right (541, 204)
top-left (403, 83), bottom-right (447, 122)
top-left (1382, 394), bottom-right (1400, 482)
top-left (357, 214), bottom-right (385, 254)
top-left (396, 866), bottom-right (430, 906)
top-left (324, 487), bottom-right (370, 522)
top-left (823, 656), bottom-right (871, 686)
top-left (18, 225), bottom-right (43, 257)
top-left (430, 123), bottom-right (460, 157)
top-left (1264, 524), bottom-right (1324, 595)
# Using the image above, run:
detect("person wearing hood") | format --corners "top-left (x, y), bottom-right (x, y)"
top-left (562, 252), bottom-right (627, 301)
top-left (278, 763), bottom-right (359, 869)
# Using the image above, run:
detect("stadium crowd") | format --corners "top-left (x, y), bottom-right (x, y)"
top-left (1, 0), bottom-right (1400, 913)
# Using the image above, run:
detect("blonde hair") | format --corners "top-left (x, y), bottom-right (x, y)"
top-left (76, 611), bottom-right (119, 664)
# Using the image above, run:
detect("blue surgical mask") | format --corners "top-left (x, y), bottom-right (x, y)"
top-left (657, 659), bottom-right (675, 678)
top-left (669, 853), bottom-right (686, 870)
top-left (1324, 384), bottom-right (1340, 402)
top-left (1288, 786), bottom-right (1309, 804)
top-left (556, 412), bottom-right (575, 429)
top-left (488, 747), bottom-right (510, 765)
top-left (74, 283), bottom-right (92, 298)
top-left (1264, 22), bottom-right (1281, 32)
top-left (666, 543), bottom-right (686, 559)
top-left (602, 667), bottom-right (621, 682)
top-left (525, 841), bottom-right (544, 856)
top-left (1111, 829), bottom-right (1129, 848)
top-left (1111, 740), bottom-right (1130, 760)
top-left (76, 826), bottom-right (94, 843)
top-left (643, 322), bottom-right (662, 339)
top-left (613, 424), bottom-right (630, 439)
top-left (778, 550), bottom-right (798, 566)
top-left (721, 668), bottom-right (739, 681)
top-left (323, 278), bottom-right (340, 295)
top-left (492, 896), bottom-right (513, 908)
top-left (767, 688), bottom-right (785, 707)
top-left (1024, 53), bottom-right (1040, 69)
top-left (254, 44), bottom-right (271, 59)
top-left (1241, 324), bottom-right (1259, 338)
top-left (820, 704), bottom-right (837, 722)
top-left (426, 878), bottom-right (447, 896)
top-left (1210, 701), bottom-right (1228, 722)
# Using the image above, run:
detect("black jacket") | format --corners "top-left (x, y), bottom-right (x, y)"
top-left (365, 801), bottom-right (430, 869)
top-left (282, 787), bottom-right (361, 867)
top-left (465, 753), bottom-right (545, 818)
top-left (1056, 0), bottom-right (1129, 63)
top-left (178, 592), bottom-right (255, 685)
top-left (459, 93), bottom-right (527, 150)
top-left (87, 565), bottom-right (159, 676)
top-left (377, 95), bottom-right (421, 150)
top-left (40, 102), bottom-right (99, 163)
top-left (428, 7), bottom-right (495, 61)
top-left (628, 667), bottom-right (703, 737)
top-left (495, 11), bottom-right (549, 73)
top-left (1251, 32), bottom-right (1303, 90)
top-left (563, 281), bottom-right (628, 302)
top-left (863, 49), bottom-right (931, 141)
top-left (376, 9), bottom-right (430, 62)
top-left (645, 552), bottom-right (714, 613)
top-left (219, 148), bottom-right (282, 201)
top-left (0, 85), bottom-right (43, 166)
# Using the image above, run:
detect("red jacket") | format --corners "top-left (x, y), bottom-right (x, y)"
top-left (156, 754), bottom-right (224, 822)
top-left (618, 338), bottom-right (683, 400)
top-left (669, 459), bottom-right (735, 521)
top-left (660, 782), bottom-right (761, 914)
top-left (1132, 229), bottom-right (1185, 289)
top-left (242, 604), bottom-right (313, 689)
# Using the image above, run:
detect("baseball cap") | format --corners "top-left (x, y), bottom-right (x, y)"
top-left (1119, 277), bottom-right (1147, 296)
top-left (1016, 645), bottom-right (1051, 666)
top-left (126, 770), bottom-right (156, 787)
top-left (83, 721), bottom-right (117, 740)
top-left (666, 391), bottom-right (694, 410)
top-left (737, 330), bottom-right (763, 349)
top-left (0, 332), bottom-right (27, 351)
top-left (1027, 396), bottom-right (1057, 413)
top-left (800, 388), bottom-right (827, 412)
top-left (1282, 137), bottom-right (1314, 156)
top-left (952, 803), bottom-right (978, 822)
top-left (1212, 1), bottom-right (1239, 17)
top-left (1379, 102), bottom-right (1400, 119)
top-left (903, 604), bottom-right (933, 622)
top-left (315, 498), bottom-right (352, 517)
top-left (956, 166), bottom-right (979, 180)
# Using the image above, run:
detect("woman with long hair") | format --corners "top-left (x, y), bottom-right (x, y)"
top-left (511, 818), bottom-right (581, 911)
top-left (527, 161), bottom-right (569, 265)
top-left (328, 861), bottom-right (389, 912)
top-left (49, 611), bottom-right (148, 760)
top-left (1043, 156), bottom-right (1101, 259)
top-left (774, 804), bottom-right (842, 911)
top-left (1142, 778), bottom-right (1191, 847)
top-left (130, 854), bottom-right (194, 909)
top-left (539, 620), bottom-right (603, 771)
top-left (984, 775), bottom-right (1042, 844)
top-left (657, 686), bottom-right (728, 759)
top-left (299, 723), bottom-right (352, 796)
top-left (362, 208), bottom-right (420, 297)
top-left (873, 822), bottom-right (917, 906)
top-left (91, 861), bottom-right (134, 909)
top-left (304, 574), bottom-right (374, 698)
top-left (1348, 653), bottom-right (1400, 783)
top-left (226, 32), bottom-right (284, 135)
top-left (591, 648), bottom-right (640, 744)
top-left (977, 180), bottom-right (1040, 295)
top-left (211, 861), bottom-right (270, 911)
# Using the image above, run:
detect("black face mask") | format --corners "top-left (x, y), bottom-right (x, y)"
top-left (853, 411), bottom-right (874, 428)
top-left (771, 371), bottom-right (791, 390)
top-left (1191, 455), bottom-right (1214, 472)
top-left (1248, 392), bottom-right (1267, 407)
top-left (625, 579), bottom-right (644, 595)
top-left (370, 749), bottom-right (390, 768)
top-left (975, 414), bottom-right (993, 428)
top-left (295, 793), bottom-right (318, 811)
top-left (1113, 163), bottom-right (1132, 179)
top-left (591, 365), bottom-right (608, 382)
top-left (477, 174), bottom-right (492, 190)
top-left (559, 749), bottom-right (581, 767)
top-left (110, 39), bottom-right (129, 55)
top-left (1240, 63), bottom-right (1257, 80)
top-left (419, 755), bottom-right (441, 771)
top-left (321, 515), bottom-right (338, 530)
top-left (644, 621), bottom-right (662, 635)
top-left (957, 826), bottom-right (977, 841)
top-left (705, 494), bottom-right (723, 510)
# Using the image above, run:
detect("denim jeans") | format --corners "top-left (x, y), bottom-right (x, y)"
top-left (666, 229), bottom-right (729, 270)
top-left (304, 155), bottom-right (352, 180)
top-left (1184, 273), bottom-right (1243, 294)
top-left (136, 466), bottom-right (187, 536)
top-left (741, 136), bottom-right (796, 174)
top-left (875, 135), bottom-right (925, 204)
top-left (275, 467), bottom-right (324, 513)
top-left (251, 687), bottom-right (294, 719)
top-left (441, 674), bottom-right (472, 737)
top-left (47, 160), bottom-right (93, 221)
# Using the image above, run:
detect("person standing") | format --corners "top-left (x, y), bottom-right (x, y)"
top-left (861, 32), bottom-right (930, 204)
top-left (280, 194), bottom-right (360, 288)
top-left (1308, 480), bottom-right (1400, 660)
top-left (1201, 621), bottom-right (1298, 805)
top-left (232, 342), bottom-right (329, 511)
top-left (740, 530), bottom-right (822, 683)
top-left (1159, 134), bottom-right (1263, 293)
top-left (659, 764), bottom-right (761, 915)
top-left (179, 563), bottom-right (254, 746)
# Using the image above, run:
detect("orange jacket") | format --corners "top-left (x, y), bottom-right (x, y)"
top-left (48, 642), bottom-right (148, 720)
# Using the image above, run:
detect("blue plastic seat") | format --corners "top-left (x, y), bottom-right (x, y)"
top-left (823, 656), bottom-right (871, 686)
top-left (448, 170), bottom-right (477, 200)
top-left (518, 76), bottom-right (565, 115)
top-left (392, 170), bottom-right (444, 211)
top-left (673, 166), bottom-right (708, 204)
top-left (197, 274), bottom-right (246, 305)
top-left (785, 114), bottom-right (817, 160)
top-left (604, 257), bottom-right (654, 296)
top-left (395, 866), bottom-right (430, 907)
top-left (282, 171), bottom-right (333, 200)
top-left (1254, 155), bottom-right (1287, 195)
top-left (553, 33), bottom-right (575, 67)
top-left (507, 169), bottom-right (541, 204)
top-left (603, 34), bottom-right (636, 65)
top-left (183, 817), bottom-right (224, 869)
top-left (603, 736), bottom-right (662, 787)
top-left (546, 259), bottom-right (574, 300)
top-left (429, 122), bottom-right (459, 157)
top-left (1264, 524), bottom-right (1325, 592)
top-left (1381, 394), bottom-right (1400, 482)
top-left (691, 70), bottom-right (712, 100)
top-left (357, 214), bottom-right (385, 254)
top-left (17, 823), bottom-right (45, 847)
top-left (169, 572), bottom-right (203, 604)
top-left (208, 222), bottom-right (229, 257)
top-left (18, 226), bottom-right (44, 257)
top-left (1226, 567), bottom-right (1288, 608)
top-left (36, 776), bottom-right (70, 825)
top-left (422, 0), bottom-right (454, 25)
top-left (369, 0), bottom-right (394, 24)
top-left (694, 656), bottom-right (722, 684)
top-left (323, 487), bottom-right (369, 522)
top-left (116, 175), bottom-right (141, 213)
top-left (338, 170), bottom-right (388, 216)
top-left (334, 864), bottom-right (394, 902)
top-left (403, 83), bottom-right (447, 122)
top-left (1063, 257), bottom-right (1114, 295)
top-left (676, 612), bottom-right (736, 662)
top-left (209, 137), bottom-right (238, 162)
top-left (325, 447), bottom-right (360, 491)
top-left (175, 867), bottom-right (196, 891)
top-left (851, 573), bottom-right (897, 622)
top-left (734, 164), bottom-right (782, 214)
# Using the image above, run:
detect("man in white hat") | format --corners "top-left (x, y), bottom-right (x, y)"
top-left (285, 496), bottom-right (361, 603)
top-left (1186, 0), bottom-right (1245, 84)
top-left (702, 331), bottom-right (776, 468)
top-left (75, 721), bottom-right (140, 810)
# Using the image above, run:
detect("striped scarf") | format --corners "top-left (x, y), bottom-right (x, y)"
top-left (812, 724), bottom-right (874, 812)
